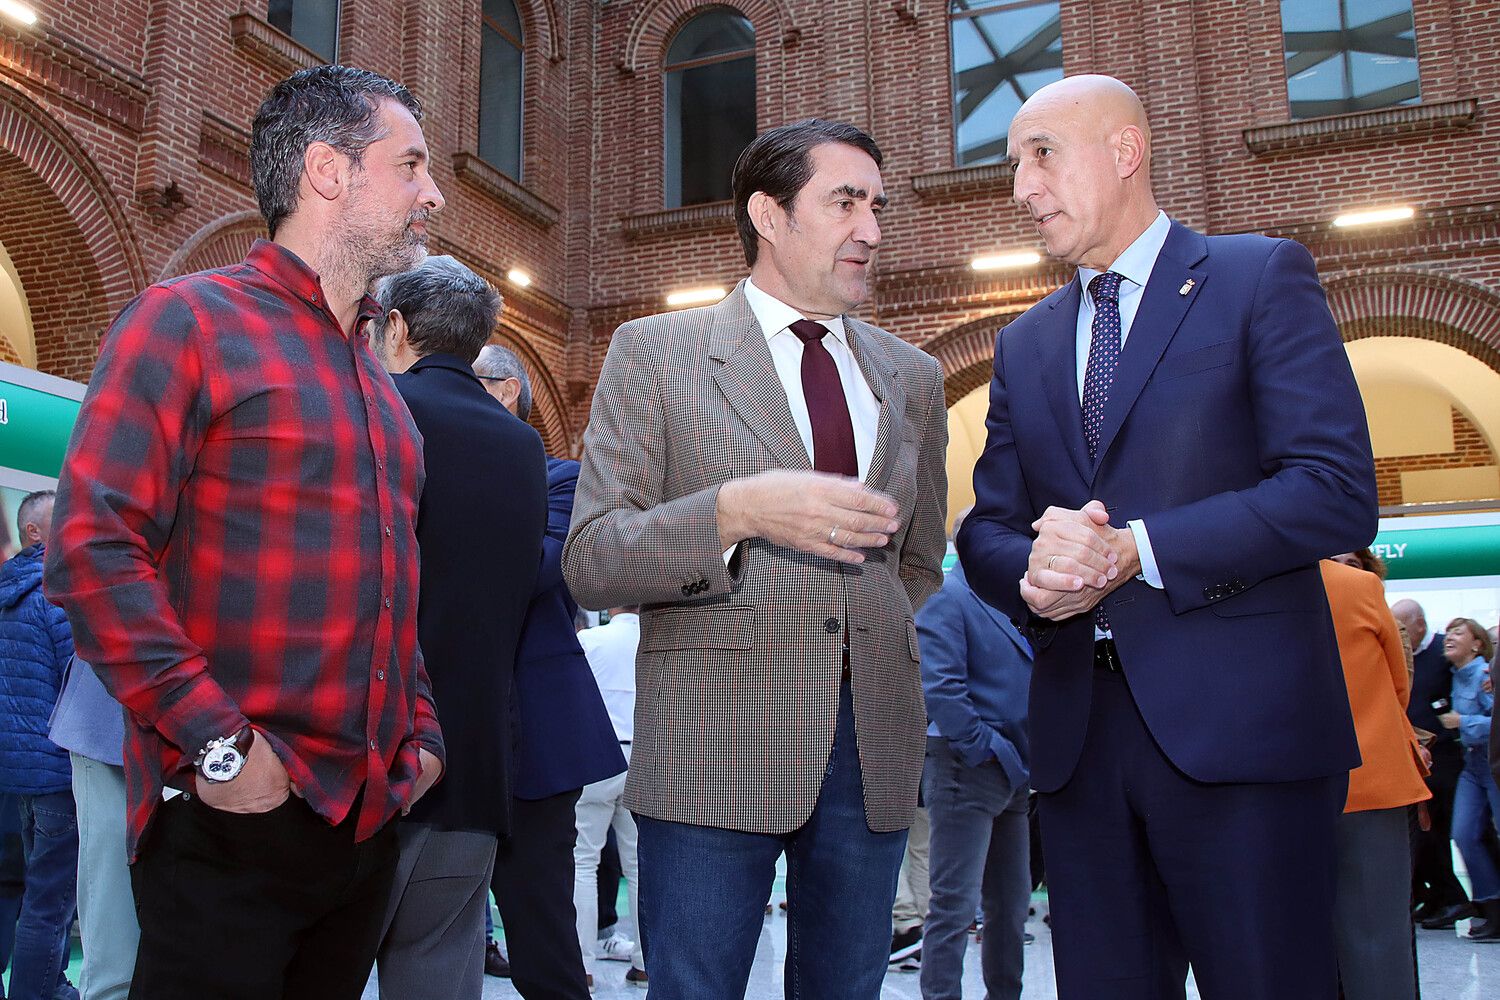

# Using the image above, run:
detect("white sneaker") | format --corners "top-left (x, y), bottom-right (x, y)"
top-left (597, 932), bottom-right (636, 962)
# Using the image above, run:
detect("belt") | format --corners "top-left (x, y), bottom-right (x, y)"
top-left (1094, 638), bottom-right (1123, 672)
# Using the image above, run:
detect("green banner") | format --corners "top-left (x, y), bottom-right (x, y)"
top-left (0, 372), bottom-right (83, 481)
top-left (1372, 525), bottom-right (1500, 581)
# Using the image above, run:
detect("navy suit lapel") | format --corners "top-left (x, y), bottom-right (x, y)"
top-left (1091, 222), bottom-right (1208, 476)
top-left (1032, 281), bottom-right (1092, 485)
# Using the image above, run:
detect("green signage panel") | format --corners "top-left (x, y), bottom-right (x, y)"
top-left (1371, 525), bottom-right (1500, 581)
top-left (0, 370), bottom-right (83, 481)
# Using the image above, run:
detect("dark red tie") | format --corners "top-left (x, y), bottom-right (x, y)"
top-left (790, 319), bottom-right (858, 477)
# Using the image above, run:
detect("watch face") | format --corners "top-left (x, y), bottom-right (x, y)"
top-left (201, 744), bottom-right (245, 783)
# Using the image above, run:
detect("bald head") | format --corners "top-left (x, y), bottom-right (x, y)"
top-left (1007, 74), bottom-right (1159, 270)
top-left (1390, 599), bottom-right (1426, 652)
top-left (1020, 75), bottom-right (1151, 149)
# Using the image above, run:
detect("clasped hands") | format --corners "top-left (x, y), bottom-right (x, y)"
top-left (717, 470), bottom-right (900, 564)
top-left (1021, 500), bottom-right (1142, 622)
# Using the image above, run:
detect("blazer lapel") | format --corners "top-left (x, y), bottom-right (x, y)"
top-left (846, 319), bottom-right (905, 493)
top-left (1092, 222), bottom-right (1208, 475)
top-left (709, 283), bottom-right (812, 472)
top-left (1033, 282), bottom-right (1092, 485)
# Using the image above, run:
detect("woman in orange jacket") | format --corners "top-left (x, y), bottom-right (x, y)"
top-left (1322, 556), bottom-right (1431, 1000)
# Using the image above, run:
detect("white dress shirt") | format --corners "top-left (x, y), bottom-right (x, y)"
top-left (577, 613), bottom-right (640, 743)
top-left (742, 277), bottom-right (881, 481)
top-left (1073, 210), bottom-right (1172, 594)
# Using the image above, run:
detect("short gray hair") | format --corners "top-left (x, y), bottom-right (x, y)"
top-left (17, 490), bottom-right (54, 543)
top-left (473, 344), bottom-right (533, 421)
top-left (370, 255), bottom-right (501, 364)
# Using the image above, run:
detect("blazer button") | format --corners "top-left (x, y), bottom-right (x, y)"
top-left (824, 618), bottom-right (840, 634)
top-left (681, 584), bottom-right (692, 596)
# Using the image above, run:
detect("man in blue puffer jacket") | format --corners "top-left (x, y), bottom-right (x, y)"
top-left (0, 490), bottom-right (79, 1000)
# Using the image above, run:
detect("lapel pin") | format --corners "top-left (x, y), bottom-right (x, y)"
top-left (1178, 278), bottom-right (1196, 296)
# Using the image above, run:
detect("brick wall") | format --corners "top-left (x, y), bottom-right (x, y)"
top-left (2, 0), bottom-right (1498, 459)
top-left (1375, 408), bottom-right (1497, 506)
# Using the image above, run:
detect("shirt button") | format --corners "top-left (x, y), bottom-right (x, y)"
top-left (385, 526), bottom-right (392, 537)
top-left (384, 597), bottom-right (392, 609)
top-left (824, 618), bottom-right (840, 634)
top-left (377, 670), bottom-right (385, 681)
top-left (369, 739), bottom-right (377, 751)
top-left (377, 461), bottom-right (385, 470)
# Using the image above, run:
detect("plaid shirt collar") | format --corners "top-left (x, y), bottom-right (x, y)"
top-left (245, 239), bottom-right (383, 333)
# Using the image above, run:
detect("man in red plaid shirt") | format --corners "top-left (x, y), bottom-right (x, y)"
top-left (45, 65), bottom-right (446, 1000)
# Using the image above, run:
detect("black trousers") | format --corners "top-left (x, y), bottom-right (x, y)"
top-left (492, 789), bottom-right (589, 1000)
top-left (129, 792), bottom-right (397, 1000)
top-left (1412, 743), bottom-right (1471, 909)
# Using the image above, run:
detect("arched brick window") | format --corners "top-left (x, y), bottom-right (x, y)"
top-left (479, 0), bottom-right (525, 179)
top-left (663, 8), bottom-right (755, 208)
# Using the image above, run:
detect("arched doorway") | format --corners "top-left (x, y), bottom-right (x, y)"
top-left (0, 240), bottom-right (34, 367)
top-left (0, 82), bottom-right (144, 380)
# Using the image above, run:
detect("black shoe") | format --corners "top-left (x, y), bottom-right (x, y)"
top-left (1468, 899), bottom-right (1500, 941)
top-left (897, 947), bottom-right (921, 972)
top-left (1420, 902), bottom-right (1475, 929)
top-left (890, 925), bottom-right (923, 964)
top-left (1023, 931), bottom-right (1036, 945)
top-left (626, 966), bottom-right (649, 987)
top-left (484, 939), bottom-right (511, 978)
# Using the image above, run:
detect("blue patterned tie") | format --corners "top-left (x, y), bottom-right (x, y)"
top-left (1082, 271), bottom-right (1124, 462)
top-left (1082, 271), bottom-right (1124, 630)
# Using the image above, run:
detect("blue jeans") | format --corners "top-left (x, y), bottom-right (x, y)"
top-left (920, 737), bottom-right (1031, 1000)
top-left (1452, 745), bottom-right (1500, 902)
top-left (0, 793), bottom-right (24, 997)
top-left (11, 791), bottom-right (77, 1000)
top-left (636, 679), bottom-right (908, 1000)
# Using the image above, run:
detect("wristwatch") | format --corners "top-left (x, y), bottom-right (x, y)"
top-left (194, 726), bottom-right (255, 783)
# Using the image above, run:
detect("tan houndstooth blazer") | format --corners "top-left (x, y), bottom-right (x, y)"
top-left (562, 281), bottom-right (947, 834)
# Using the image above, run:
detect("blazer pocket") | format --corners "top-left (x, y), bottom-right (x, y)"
top-left (1155, 340), bottom-right (1235, 382)
top-left (640, 605), bottom-right (758, 651)
top-left (906, 618), bottom-right (921, 661)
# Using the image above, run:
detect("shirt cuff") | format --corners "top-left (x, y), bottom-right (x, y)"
top-left (1128, 519), bottom-right (1163, 589)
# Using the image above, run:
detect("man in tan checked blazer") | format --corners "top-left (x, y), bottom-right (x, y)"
top-left (563, 119), bottom-right (947, 999)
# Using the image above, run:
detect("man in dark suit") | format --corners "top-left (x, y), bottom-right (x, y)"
top-left (369, 256), bottom-right (548, 1000)
top-left (957, 75), bottom-right (1378, 999)
top-left (917, 508), bottom-right (1034, 1000)
top-left (475, 344), bottom-right (626, 998)
top-left (1393, 599), bottom-right (1475, 927)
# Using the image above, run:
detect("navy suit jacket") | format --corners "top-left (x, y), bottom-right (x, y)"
top-left (511, 458), bottom-right (626, 800)
top-left (1408, 636), bottom-right (1458, 748)
top-left (917, 560), bottom-right (1033, 796)
top-left (395, 353), bottom-right (547, 834)
top-left (957, 222), bottom-right (1377, 792)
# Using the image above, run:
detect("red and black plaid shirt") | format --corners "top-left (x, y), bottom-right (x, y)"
top-left (46, 240), bottom-right (443, 858)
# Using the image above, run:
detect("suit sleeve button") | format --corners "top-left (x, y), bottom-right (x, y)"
top-left (824, 618), bottom-right (841, 634)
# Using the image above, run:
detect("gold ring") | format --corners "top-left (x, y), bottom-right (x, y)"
top-left (1047, 555), bottom-right (1058, 570)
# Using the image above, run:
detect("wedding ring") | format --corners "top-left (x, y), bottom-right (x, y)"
top-left (829, 526), bottom-right (839, 545)
top-left (1047, 555), bottom-right (1058, 570)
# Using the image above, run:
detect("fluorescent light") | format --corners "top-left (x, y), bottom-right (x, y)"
top-left (0, 1), bottom-right (38, 25)
top-left (506, 268), bottom-right (532, 288)
top-left (1332, 205), bottom-right (1414, 228)
top-left (665, 286), bottom-right (726, 308)
top-left (970, 250), bottom-right (1041, 271)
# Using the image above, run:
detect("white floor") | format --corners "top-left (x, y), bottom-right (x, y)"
top-left (365, 900), bottom-right (1499, 999)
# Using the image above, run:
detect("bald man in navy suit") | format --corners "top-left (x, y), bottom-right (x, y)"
top-left (958, 76), bottom-right (1377, 1000)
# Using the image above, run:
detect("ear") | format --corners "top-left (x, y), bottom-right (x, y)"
top-left (304, 141), bottom-right (345, 202)
top-left (1114, 124), bottom-right (1147, 180)
top-left (497, 377), bottom-right (522, 411)
top-left (747, 190), bottom-right (780, 248)
top-left (385, 309), bottom-right (409, 352)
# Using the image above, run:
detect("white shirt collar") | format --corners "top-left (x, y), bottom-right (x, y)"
top-left (743, 277), bottom-right (849, 347)
top-left (1076, 210), bottom-right (1172, 304)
